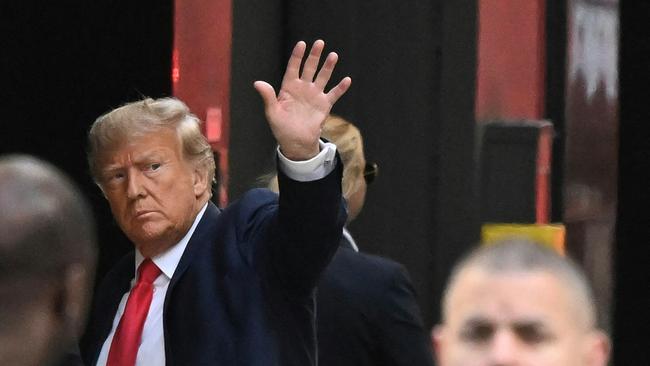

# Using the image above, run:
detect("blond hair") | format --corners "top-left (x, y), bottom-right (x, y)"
top-left (265, 115), bottom-right (365, 200)
top-left (321, 115), bottom-right (365, 200)
top-left (87, 97), bottom-right (216, 187)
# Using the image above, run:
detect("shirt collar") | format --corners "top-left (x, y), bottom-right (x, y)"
top-left (342, 227), bottom-right (359, 252)
top-left (135, 202), bottom-right (209, 280)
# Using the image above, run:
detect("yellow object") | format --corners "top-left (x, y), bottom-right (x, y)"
top-left (481, 223), bottom-right (566, 255)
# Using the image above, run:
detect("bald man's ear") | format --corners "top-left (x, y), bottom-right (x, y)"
top-left (61, 264), bottom-right (92, 337)
top-left (585, 330), bottom-right (611, 366)
top-left (432, 325), bottom-right (445, 365)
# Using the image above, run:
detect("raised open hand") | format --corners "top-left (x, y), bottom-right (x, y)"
top-left (254, 40), bottom-right (351, 161)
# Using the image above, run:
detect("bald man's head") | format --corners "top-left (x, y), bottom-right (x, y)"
top-left (433, 240), bottom-right (609, 366)
top-left (0, 155), bottom-right (97, 366)
top-left (442, 239), bottom-right (597, 329)
top-left (0, 156), bottom-right (96, 275)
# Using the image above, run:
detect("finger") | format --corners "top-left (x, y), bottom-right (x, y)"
top-left (301, 39), bottom-right (325, 82)
top-left (282, 41), bottom-right (307, 85)
top-left (314, 52), bottom-right (338, 90)
top-left (253, 81), bottom-right (277, 111)
top-left (326, 77), bottom-right (352, 105)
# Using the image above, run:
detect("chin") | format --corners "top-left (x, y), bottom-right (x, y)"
top-left (129, 229), bottom-right (170, 253)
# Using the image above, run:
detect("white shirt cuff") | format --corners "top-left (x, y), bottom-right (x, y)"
top-left (277, 140), bottom-right (338, 182)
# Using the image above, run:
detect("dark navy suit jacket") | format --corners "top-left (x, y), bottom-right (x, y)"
top-left (81, 165), bottom-right (345, 366)
top-left (316, 236), bottom-right (435, 366)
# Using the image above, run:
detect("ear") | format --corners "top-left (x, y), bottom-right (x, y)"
top-left (59, 264), bottom-right (92, 337)
top-left (432, 325), bottom-right (446, 365)
top-left (192, 167), bottom-right (210, 198)
top-left (584, 330), bottom-right (611, 366)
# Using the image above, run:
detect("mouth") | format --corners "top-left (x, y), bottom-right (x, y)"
top-left (134, 210), bottom-right (157, 218)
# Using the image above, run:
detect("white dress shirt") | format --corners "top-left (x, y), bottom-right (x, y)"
top-left (342, 228), bottom-right (359, 252)
top-left (96, 142), bottom-right (337, 366)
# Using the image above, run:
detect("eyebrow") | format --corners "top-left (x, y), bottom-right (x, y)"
top-left (513, 319), bottom-right (546, 328)
top-left (463, 316), bottom-right (493, 327)
top-left (462, 315), bottom-right (548, 329)
top-left (103, 150), bottom-right (169, 169)
top-left (100, 165), bottom-right (124, 175)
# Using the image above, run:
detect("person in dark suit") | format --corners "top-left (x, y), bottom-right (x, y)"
top-left (0, 155), bottom-right (97, 366)
top-left (80, 40), bottom-right (351, 366)
top-left (268, 115), bottom-right (434, 366)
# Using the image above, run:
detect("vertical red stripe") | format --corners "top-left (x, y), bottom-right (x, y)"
top-left (476, 0), bottom-right (546, 121)
top-left (476, 0), bottom-right (550, 224)
top-left (535, 124), bottom-right (553, 223)
top-left (173, 0), bottom-right (232, 205)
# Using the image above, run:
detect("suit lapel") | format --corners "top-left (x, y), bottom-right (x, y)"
top-left (166, 201), bottom-right (221, 295)
top-left (161, 202), bottom-right (222, 362)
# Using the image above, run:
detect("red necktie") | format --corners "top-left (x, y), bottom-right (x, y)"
top-left (107, 258), bottom-right (161, 366)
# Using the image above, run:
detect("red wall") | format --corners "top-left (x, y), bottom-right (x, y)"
top-left (476, 0), bottom-right (550, 223)
top-left (173, 0), bottom-right (232, 206)
top-left (476, 0), bottom-right (546, 121)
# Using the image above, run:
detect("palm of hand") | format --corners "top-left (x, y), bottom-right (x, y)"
top-left (254, 40), bottom-right (351, 160)
top-left (268, 82), bottom-right (331, 152)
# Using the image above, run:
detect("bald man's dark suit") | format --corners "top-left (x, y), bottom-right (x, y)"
top-left (81, 163), bottom-right (345, 366)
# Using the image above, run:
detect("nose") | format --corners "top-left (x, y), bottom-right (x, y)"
top-left (126, 170), bottom-right (147, 199)
top-left (488, 330), bottom-right (520, 366)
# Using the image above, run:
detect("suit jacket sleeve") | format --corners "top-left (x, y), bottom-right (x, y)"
top-left (240, 157), bottom-right (346, 297)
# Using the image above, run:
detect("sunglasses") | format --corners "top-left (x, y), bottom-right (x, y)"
top-left (364, 162), bottom-right (379, 185)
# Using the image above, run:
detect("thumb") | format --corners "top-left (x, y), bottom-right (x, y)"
top-left (253, 81), bottom-right (277, 110)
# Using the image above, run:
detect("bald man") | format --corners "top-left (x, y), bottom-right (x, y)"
top-left (0, 155), bottom-right (97, 366)
top-left (433, 239), bottom-right (610, 366)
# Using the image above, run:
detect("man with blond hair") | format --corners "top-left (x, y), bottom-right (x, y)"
top-left (81, 40), bottom-right (351, 366)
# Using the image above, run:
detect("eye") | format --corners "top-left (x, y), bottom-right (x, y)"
top-left (140, 162), bottom-right (162, 176)
top-left (514, 323), bottom-right (553, 344)
top-left (148, 162), bottom-right (162, 171)
top-left (106, 171), bottom-right (125, 181)
top-left (102, 171), bottom-right (125, 186)
top-left (460, 322), bottom-right (494, 343)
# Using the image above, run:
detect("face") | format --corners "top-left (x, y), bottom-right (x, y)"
top-left (98, 129), bottom-right (208, 257)
top-left (434, 269), bottom-right (608, 366)
top-left (0, 282), bottom-right (65, 366)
